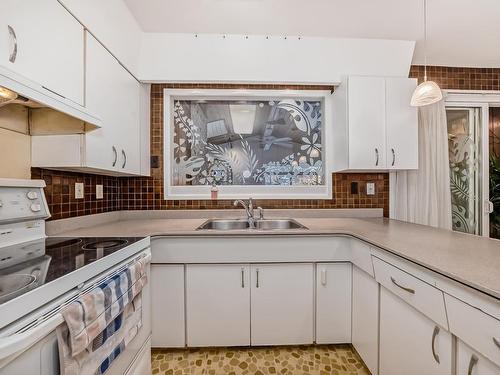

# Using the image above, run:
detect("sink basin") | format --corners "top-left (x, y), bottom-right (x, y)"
top-left (197, 218), bottom-right (307, 231)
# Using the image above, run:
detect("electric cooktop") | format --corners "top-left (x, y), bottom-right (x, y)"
top-left (0, 237), bottom-right (144, 305)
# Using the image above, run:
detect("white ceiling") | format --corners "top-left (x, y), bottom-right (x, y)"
top-left (123, 0), bottom-right (500, 68)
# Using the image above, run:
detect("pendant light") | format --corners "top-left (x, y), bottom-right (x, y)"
top-left (410, 0), bottom-right (442, 106)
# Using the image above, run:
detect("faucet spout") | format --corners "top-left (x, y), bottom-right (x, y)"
top-left (233, 198), bottom-right (256, 228)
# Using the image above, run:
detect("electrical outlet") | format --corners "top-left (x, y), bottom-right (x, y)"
top-left (96, 185), bottom-right (103, 199)
top-left (366, 182), bottom-right (375, 195)
top-left (75, 182), bottom-right (84, 199)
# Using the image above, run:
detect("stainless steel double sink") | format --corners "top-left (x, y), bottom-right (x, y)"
top-left (197, 218), bottom-right (308, 231)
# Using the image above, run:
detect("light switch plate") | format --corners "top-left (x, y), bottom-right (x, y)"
top-left (75, 182), bottom-right (84, 199)
top-left (366, 182), bottom-right (375, 195)
top-left (96, 184), bottom-right (103, 199)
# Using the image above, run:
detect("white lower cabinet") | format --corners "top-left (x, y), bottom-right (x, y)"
top-left (250, 263), bottom-right (314, 345)
top-left (457, 339), bottom-right (500, 375)
top-left (186, 264), bottom-right (250, 347)
top-left (379, 287), bottom-right (453, 375)
top-left (352, 266), bottom-right (379, 375)
top-left (316, 263), bottom-right (352, 344)
top-left (151, 265), bottom-right (185, 348)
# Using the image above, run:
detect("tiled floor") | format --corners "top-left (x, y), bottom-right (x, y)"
top-left (151, 345), bottom-right (370, 375)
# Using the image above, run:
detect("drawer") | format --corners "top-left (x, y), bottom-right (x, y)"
top-left (372, 256), bottom-right (448, 329)
top-left (446, 294), bottom-right (500, 367)
top-left (350, 239), bottom-right (374, 277)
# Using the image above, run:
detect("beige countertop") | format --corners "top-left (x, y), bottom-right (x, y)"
top-left (49, 210), bottom-right (500, 300)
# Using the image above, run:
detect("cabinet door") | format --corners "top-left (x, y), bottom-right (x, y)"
top-left (85, 33), bottom-right (120, 172)
top-left (151, 265), bottom-right (185, 348)
top-left (348, 76), bottom-right (386, 169)
top-left (457, 340), bottom-right (500, 375)
top-left (116, 70), bottom-right (141, 175)
top-left (352, 266), bottom-right (379, 375)
top-left (186, 264), bottom-right (250, 347)
top-left (316, 263), bottom-right (351, 344)
top-left (379, 287), bottom-right (453, 375)
top-left (251, 263), bottom-right (314, 345)
top-left (0, 0), bottom-right (84, 105)
top-left (386, 78), bottom-right (418, 170)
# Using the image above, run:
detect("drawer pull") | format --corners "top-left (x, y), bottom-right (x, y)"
top-left (390, 277), bottom-right (415, 294)
top-left (494, 337), bottom-right (500, 349)
top-left (468, 354), bottom-right (478, 375)
top-left (256, 268), bottom-right (260, 288)
top-left (241, 268), bottom-right (245, 288)
top-left (431, 326), bottom-right (440, 364)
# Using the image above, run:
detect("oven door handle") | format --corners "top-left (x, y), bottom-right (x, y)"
top-left (0, 313), bottom-right (63, 367)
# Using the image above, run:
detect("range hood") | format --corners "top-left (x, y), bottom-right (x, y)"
top-left (0, 85), bottom-right (99, 136)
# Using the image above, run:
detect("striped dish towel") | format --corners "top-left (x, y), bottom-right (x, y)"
top-left (56, 254), bottom-right (149, 375)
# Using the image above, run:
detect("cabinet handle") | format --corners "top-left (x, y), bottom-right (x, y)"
top-left (121, 150), bottom-right (127, 168)
top-left (493, 337), bottom-right (500, 349)
top-left (112, 146), bottom-right (117, 167)
top-left (320, 269), bottom-right (327, 286)
top-left (241, 267), bottom-right (245, 288)
top-left (256, 268), bottom-right (260, 288)
top-left (391, 148), bottom-right (395, 166)
top-left (431, 326), bottom-right (440, 364)
top-left (8, 25), bottom-right (17, 63)
top-left (390, 277), bottom-right (415, 294)
top-left (375, 148), bottom-right (379, 166)
top-left (468, 354), bottom-right (478, 375)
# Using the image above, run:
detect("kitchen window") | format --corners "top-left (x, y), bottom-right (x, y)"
top-left (164, 89), bottom-right (332, 199)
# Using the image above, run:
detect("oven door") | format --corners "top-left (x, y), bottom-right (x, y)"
top-left (0, 251), bottom-right (151, 375)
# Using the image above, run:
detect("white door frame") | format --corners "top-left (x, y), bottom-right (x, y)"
top-left (444, 90), bottom-right (500, 237)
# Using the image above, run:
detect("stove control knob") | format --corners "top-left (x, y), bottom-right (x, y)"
top-left (30, 203), bottom-right (41, 212)
top-left (27, 191), bottom-right (38, 200)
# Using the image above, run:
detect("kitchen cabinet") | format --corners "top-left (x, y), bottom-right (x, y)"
top-left (0, 0), bottom-right (84, 105)
top-left (186, 264), bottom-right (250, 347)
top-left (332, 75), bottom-right (418, 171)
top-left (250, 263), bottom-right (314, 345)
top-left (456, 339), bottom-right (500, 375)
top-left (351, 266), bottom-right (379, 375)
top-left (151, 265), bottom-right (185, 348)
top-left (31, 32), bottom-right (148, 176)
top-left (85, 32), bottom-right (141, 174)
top-left (316, 263), bottom-right (352, 344)
top-left (379, 287), bottom-right (453, 375)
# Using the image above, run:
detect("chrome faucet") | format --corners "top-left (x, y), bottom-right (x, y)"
top-left (233, 198), bottom-right (256, 228)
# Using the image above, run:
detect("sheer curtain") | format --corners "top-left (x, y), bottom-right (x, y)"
top-left (390, 100), bottom-right (452, 230)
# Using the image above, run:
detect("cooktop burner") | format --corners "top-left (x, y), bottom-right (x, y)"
top-left (82, 239), bottom-right (128, 250)
top-left (0, 236), bottom-right (144, 305)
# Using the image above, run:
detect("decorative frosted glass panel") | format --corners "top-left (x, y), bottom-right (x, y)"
top-left (171, 98), bottom-right (324, 187)
top-left (446, 108), bottom-right (481, 235)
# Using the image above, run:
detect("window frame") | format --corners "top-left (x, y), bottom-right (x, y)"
top-left (163, 88), bottom-right (333, 200)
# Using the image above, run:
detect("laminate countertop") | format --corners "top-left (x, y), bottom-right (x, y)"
top-left (49, 211), bottom-right (500, 300)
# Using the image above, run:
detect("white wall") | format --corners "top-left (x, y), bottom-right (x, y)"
top-left (139, 34), bottom-right (415, 84)
top-left (0, 129), bottom-right (31, 179)
top-left (58, 0), bottom-right (142, 77)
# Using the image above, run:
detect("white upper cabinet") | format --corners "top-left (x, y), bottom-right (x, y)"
top-left (385, 78), bottom-right (419, 169)
top-left (332, 76), bottom-right (418, 171)
top-left (85, 32), bottom-right (141, 174)
top-left (0, 0), bottom-right (84, 105)
top-left (32, 32), bottom-right (146, 176)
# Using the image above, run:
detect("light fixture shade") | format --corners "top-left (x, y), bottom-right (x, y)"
top-left (0, 86), bottom-right (18, 106)
top-left (410, 80), bottom-right (443, 107)
top-left (229, 104), bottom-right (256, 134)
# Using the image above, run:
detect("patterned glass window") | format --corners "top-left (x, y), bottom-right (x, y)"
top-left (171, 98), bottom-right (324, 188)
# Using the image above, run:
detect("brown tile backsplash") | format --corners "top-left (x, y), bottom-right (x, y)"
top-left (31, 168), bottom-right (120, 220)
top-left (35, 65), bottom-right (500, 220)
